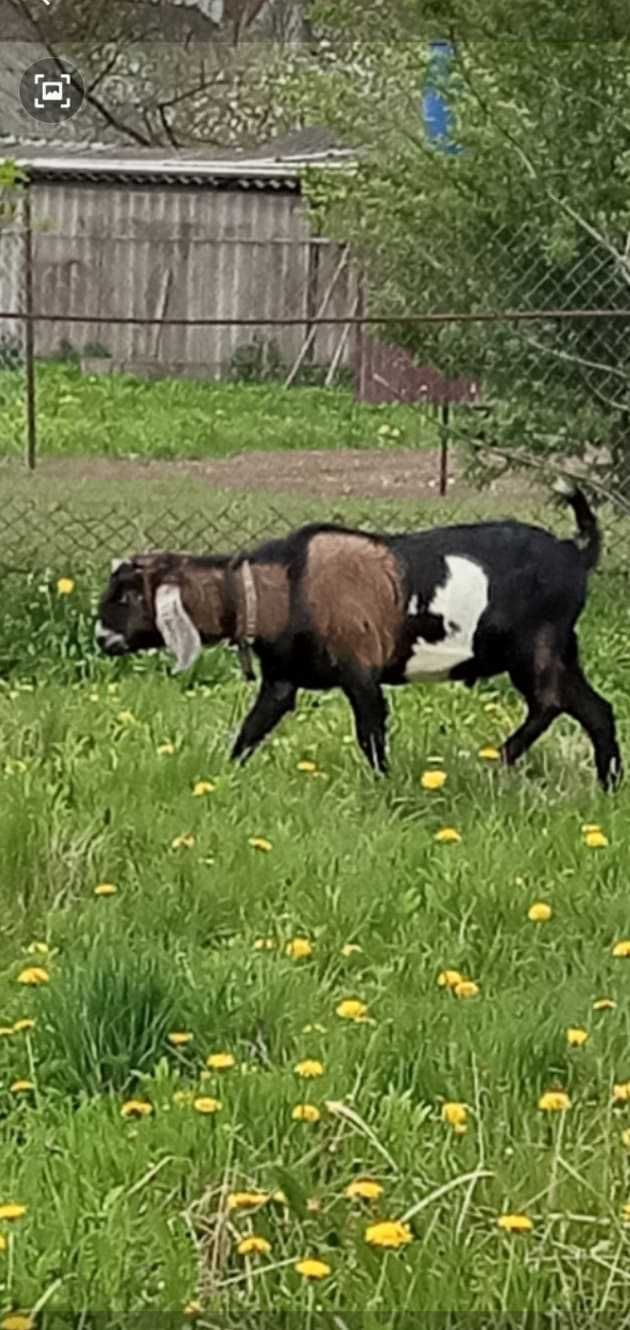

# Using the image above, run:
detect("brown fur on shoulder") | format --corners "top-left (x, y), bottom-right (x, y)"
top-left (303, 532), bottom-right (403, 671)
top-left (251, 562), bottom-right (291, 640)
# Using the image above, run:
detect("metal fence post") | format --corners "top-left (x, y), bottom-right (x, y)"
top-left (23, 184), bottom-right (37, 471)
top-left (439, 401), bottom-right (450, 496)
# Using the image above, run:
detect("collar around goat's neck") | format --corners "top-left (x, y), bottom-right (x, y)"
top-left (226, 558), bottom-right (257, 680)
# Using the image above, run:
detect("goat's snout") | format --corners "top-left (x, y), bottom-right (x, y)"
top-left (95, 619), bottom-right (129, 656)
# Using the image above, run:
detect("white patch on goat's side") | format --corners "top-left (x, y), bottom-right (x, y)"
top-left (405, 555), bottom-right (489, 682)
top-left (407, 593), bottom-right (419, 616)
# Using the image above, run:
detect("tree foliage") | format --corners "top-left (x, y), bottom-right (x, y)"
top-left (287, 1), bottom-right (630, 483)
top-left (8, 0), bottom-right (310, 147)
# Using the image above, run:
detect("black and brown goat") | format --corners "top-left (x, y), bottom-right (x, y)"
top-left (95, 482), bottom-right (622, 789)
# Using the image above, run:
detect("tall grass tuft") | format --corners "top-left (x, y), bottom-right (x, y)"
top-left (37, 936), bottom-right (180, 1096)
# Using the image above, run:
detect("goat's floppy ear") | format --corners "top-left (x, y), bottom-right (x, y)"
top-left (154, 582), bottom-right (202, 673)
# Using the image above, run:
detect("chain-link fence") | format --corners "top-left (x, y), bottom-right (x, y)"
top-left (1, 173), bottom-right (630, 579)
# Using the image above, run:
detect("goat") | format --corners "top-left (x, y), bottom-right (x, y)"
top-left (95, 481), bottom-right (622, 790)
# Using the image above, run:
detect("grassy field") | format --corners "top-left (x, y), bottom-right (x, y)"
top-left (0, 364), bottom-right (433, 460)
top-left (2, 365), bottom-right (630, 1325)
top-left (2, 565), bottom-right (630, 1327)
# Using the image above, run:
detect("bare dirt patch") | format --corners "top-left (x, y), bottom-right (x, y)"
top-left (27, 448), bottom-right (542, 504)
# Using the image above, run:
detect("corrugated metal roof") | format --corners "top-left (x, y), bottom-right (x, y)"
top-left (5, 130), bottom-right (356, 189)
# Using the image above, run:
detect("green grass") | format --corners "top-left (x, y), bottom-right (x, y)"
top-left (0, 363), bottom-right (434, 460)
top-left (2, 572), bottom-right (630, 1325)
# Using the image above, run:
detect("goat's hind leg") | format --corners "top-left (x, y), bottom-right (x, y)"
top-left (231, 678), bottom-right (297, 765)
top-left (501, 635), bottom-right (562, 769)
top-left (562, 664), bottom-right (622, 791)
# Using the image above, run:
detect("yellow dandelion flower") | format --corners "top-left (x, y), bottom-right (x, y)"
top-left (593, 998), bottom-right (616, 1011)
top-left (227, 1191), bottom-right (269, 1211)
top-left (344, 1178), bottom-right (384, 1201)
top-left (454, 980), bottom-right (480, 1000)
top-left (26, 942), bottom-right (48, 956)
top-left (0, 1204), bottom-right (27, 1222)
top-left (286, 937), bottom-right (313, 960)
top-left (295, 1059), bottom-right (324, 1079)
top-left (9, 1081), bottom-right (34, 1094)
top-left (437, 969), bottom-right (463, 989)
top-left (292, 1104), bottom-right (321, 1123)
top-left (528, 902), bottom-right (552, 923)
top-left (365, 1220), bottom-right (412, 1249)
top-left (192, 781), bottom-right (216, 797)
top-left (237, 1235), bottom-right (272, 1256)
top-left (120, 1100), bottom-right (153, 1119)
top-left (538, 1090), bottom-right (571, 1112)
top-left (613, 1082), bottom-right (630, 1103)
top-left (341, 943), bottom-right (362, 957)
top-left (56, 576), bottom-right (74, 596)
top-left (336, 998), bottom-right (368, 1021)
top-left (206, 1052), bottom-right (236, 1071)
top-left (612, 940), bottom-right (630, 958)
top-left (193, 1097), bottom-right (222, 1115)
top-left (171, 834), bottom-right (195, 850)
top-left (94, 882), bottom-right (117, 897)
top-left (584, 830), bottom-right (608, 848)
top-left (622, 1129), bottom-right (630, 1148)
top-left (168, 1031), bottom-right (193, 1047)
top-left (0, 1027), bottom-right (15, 1038)
top-left (497, 1213), bottom-right (534, 1233)
top-left (567, 1027), bottom-right (589, 1048)
top-left (623, 1203), bottom-right (630, 1223)
top-left (581, 823), bottom-right (601, 833)
top-left (421, 770), bottom-right (447, 791)
top-left (157, 742), bottom-right (175, 756)
top-left (435, 827), bottom-right (461, 844)
top-left (479, 746), bottom-right (501, 760)
top-left (1, 1316), bottom-right (34, 1330)
top-left (249, 837), bottom-right (272, 852)
top-left (297, 760), bottom-right (317, 773)
top-left (254, 938), bottom-right (275, 951)
top-left (294, 1258), bottom-right (331, 1280)
top-left (183, 1303), bottom-right (203, 1320)
top-left (442, 1101), bottom-right (468, 1129)
top-left (16, 968), bottom-right (48, 986)
top-left (12, 1020), bottom-right (34, 1034)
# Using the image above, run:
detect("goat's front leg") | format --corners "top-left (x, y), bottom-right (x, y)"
top-left (341, 672), bottom-right (389, 775)
top-left (231, 679), bottom-right (297, 765)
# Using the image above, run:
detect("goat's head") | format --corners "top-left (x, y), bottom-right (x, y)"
top-left (95, 554), bottom-right (203, 672)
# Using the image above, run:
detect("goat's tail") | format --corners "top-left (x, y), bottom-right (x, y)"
top-left (553, 477), bottom-right (601, 571)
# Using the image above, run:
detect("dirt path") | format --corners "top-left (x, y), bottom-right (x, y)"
top-left (30, 448), bottom-right (541, 503)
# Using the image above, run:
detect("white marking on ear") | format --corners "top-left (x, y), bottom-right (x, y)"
top-left (111, 557), bottom-right (127, 573)
top-left (154, 583), bottom-right (202, 673)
